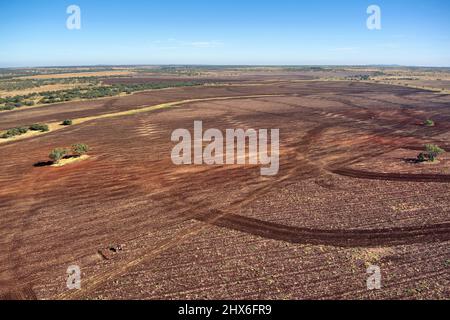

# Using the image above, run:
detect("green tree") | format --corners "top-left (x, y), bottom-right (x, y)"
top-left (72, 143), bottom-right (89, 156)
top-left (49, 148), bottom-right (68, 163)
top-left (425, 144), bottom-right (445, 162)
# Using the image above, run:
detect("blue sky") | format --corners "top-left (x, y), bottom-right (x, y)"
top-left (0, 0), bottom-right (449, 67)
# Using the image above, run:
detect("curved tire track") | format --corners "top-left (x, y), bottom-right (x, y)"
top-left (332, 168), bottom-right (450, 183)
top-left (197, 210), bottom-right (450, 247)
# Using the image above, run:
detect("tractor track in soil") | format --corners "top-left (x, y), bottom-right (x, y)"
top-left (196, 210), bottom-right (450, 247)
top-left (331, 168), bottom-right (450, 183)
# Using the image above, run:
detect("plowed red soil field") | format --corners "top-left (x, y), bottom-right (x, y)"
top-left (0, 81), bottom-right (448, 300)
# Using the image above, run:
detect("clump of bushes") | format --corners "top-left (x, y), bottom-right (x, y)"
top-left (417, 144), bottom-right (445, 162)
top-left (62, 119), bottom-right (73, 126)
top-left (1, 123), bottom-right (49, 139)
top-left (48, 144), bottom-right (90, 164)
top-left (0, 105), bottom-right (16, 111)
top-left (0, 99), bottom-right (34, 112)
top-left (1, 127), bottom-right (29, 138)
top-left (29, 123), bottom-right (49, 132)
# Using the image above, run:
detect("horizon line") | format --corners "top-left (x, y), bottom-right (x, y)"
top-left (2, 63), bottom-right (450, 69)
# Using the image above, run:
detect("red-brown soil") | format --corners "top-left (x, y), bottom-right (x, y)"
top-left (100, 77), bottom-right (234, 85)
top-left (0, 80), bottom-right (449, 300)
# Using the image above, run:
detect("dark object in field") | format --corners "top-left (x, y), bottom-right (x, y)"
top-left (98, 244), bottom-right (124, 260)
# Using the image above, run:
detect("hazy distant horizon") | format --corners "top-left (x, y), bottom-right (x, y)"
top-left (2, 63), bottom-right (450, 69)
top-left (1, 0), bottom-right (449, 68)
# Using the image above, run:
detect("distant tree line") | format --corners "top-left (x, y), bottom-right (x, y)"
top-left (0, 81), bottom-right (203, 111)
top-left (0, 77), bottom-right (100, 92)
top-left (38, 81), bottom-right (202, 103)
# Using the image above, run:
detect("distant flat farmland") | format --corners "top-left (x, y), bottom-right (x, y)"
top-left (19, 70), bottom-right (134, 80)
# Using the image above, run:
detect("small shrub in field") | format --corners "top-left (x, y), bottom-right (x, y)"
top-left (1, 127), bottom-right (29, 138)
top-left (62, 119), bottom-right (73, 126)
top-left (72, 143), bottom-right (89, 156)
top-left (425, 144), bottom-right (445, 162)
top-left (417, 153), bottom-right (426, 163)
top-left (29, 123), bottom-right (49, 132)
top-left (49, 148), bottom-right (69, 163)
top-left (424, 119), bottom-right (435, 127)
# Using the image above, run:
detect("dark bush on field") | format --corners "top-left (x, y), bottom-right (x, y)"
top-left (29, 123), bottom-right (49, 132)
top-left (62, 119), bottom-right (73, 126)
top-left (417, 153), bottom-right (426, 162)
